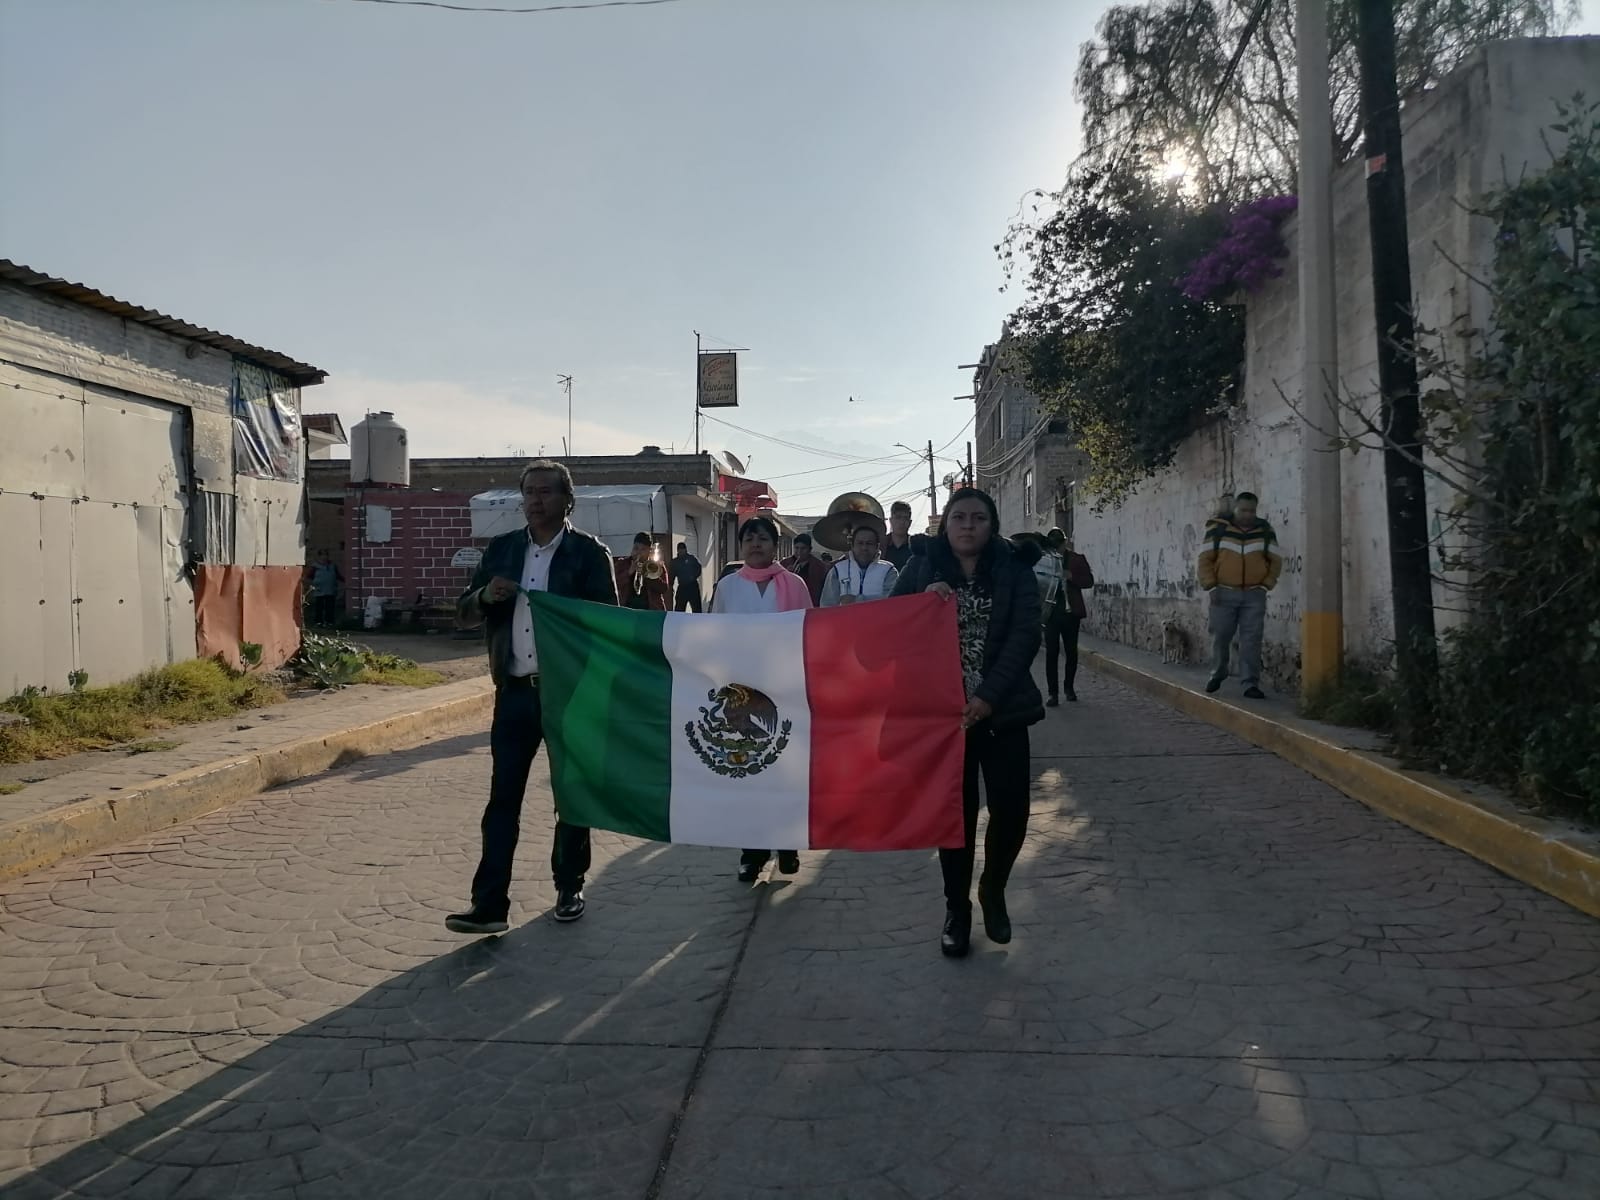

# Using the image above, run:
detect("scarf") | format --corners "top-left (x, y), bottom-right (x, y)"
top-left (737, 562), bottom-right (812, 611)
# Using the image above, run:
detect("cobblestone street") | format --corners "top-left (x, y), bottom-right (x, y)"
top-left (1, 669), bottom-right (1596, 1200)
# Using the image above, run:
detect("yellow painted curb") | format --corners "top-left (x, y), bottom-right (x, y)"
top-left (0, 679), bottom-right (495, 884)
top-left (1084, 649), bottom-right (1600, 919)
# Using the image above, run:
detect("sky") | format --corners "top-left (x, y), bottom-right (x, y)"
top-left (2, 0), bottom-right (1597, 515)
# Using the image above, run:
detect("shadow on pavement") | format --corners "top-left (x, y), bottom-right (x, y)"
top-left (7, 834), bottom-right (754, 1200)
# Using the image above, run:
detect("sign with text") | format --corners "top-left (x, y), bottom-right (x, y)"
top-left (696, 352), bottom-right (739, 409)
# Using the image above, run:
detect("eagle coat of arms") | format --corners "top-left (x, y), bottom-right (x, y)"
top-left (686, 683), bottom-right (793, 779)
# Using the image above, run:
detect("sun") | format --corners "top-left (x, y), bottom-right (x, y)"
top-left (1160, 152), bottom-right (1190, 181)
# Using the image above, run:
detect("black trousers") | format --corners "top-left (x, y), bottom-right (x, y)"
top-left (312, 594), bottom-right (337, 626)
top-left (470, 678), bottom-right (591, 919)
top-left (940, 725), bottom-right (1031, 909)
top-left (1044, 608), bottom-right (1080, 697)
top-left (675, 585), bottom-right (703, 613)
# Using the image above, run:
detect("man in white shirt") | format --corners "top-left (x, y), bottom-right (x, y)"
top-left (820, 525), bottom-right (899, 607)
top-left (447, 460), bottom-right (618, 935)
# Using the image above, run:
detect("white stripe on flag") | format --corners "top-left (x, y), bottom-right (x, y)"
top-left (663, 610), bottom-right (813, 850)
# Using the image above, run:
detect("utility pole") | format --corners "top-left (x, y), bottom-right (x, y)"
top-left (966, 441), bottom-right (973, 489)
top-left (925, 440), bottom-right (937, 524)
top-left (556, 374), bottom-right (573, 457)
top-left (693, 333), bottom-right (702, 456)
top-left (1355, 0), bottom-right (1438, 737)
top-left (1296, 0), bottom-right (1343, 698)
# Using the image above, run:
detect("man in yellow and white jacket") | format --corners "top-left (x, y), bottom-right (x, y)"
top-left (1197, 491), bottom-right (1281, 699)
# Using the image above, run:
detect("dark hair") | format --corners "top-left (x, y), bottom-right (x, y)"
top-left (851, 525), bottom-right (880, 544)
top-left (738, 516), bottom-right (780, 545)
top-left (890, 500), bottom-right (912, 516)
top-left (633, 531), bottom-right (652, 546)
top-left (930, 487), bottom-right (1002, 584)
top-left (793, 532), bottom-right (813, 546)
top-left (676, 542), bottom-right (687, 551)
top-left (1235, 491), bottom-right (1258, 504)
top-left (519, 459), bottom-right (575, 507)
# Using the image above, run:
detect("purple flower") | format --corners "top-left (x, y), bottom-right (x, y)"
top-left (1180, 195), bottom-right (1299, 302)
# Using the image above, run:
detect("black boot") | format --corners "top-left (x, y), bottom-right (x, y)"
top-left (941, 905), bottom-right (972, 958)
top-left (977, 882), bottom-right (1012, 944)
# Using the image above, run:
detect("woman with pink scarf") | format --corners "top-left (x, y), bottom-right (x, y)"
top-left (711, 515), bottom-right (812, 881)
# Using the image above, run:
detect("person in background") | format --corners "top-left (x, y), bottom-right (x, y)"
top-left (446, 460), bottom-right (618, 936)
top-left (780, 532), bottom-right (831, 607)
top-left (308, 550), bottom-right (342, 627)
top-left (1198, 490), bottom-right (1281, 699)
top-left (893, 489), bottom-right (1044, 959)
top-left (882, 499), bottom-right (925, 572)
top-left (1041, 529), bottom-right (1094, 705)
top-left (820, 524), bottom-right (898, 606)
top-left (671, 541), bottom-right (704, 612)
top-left (616, 532), bottom-right (670, 612)
top-left (713, 516), bottom-right (813, 882)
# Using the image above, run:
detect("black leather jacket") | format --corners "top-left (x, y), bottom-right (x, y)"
top-left (456, 524), bottom-right (619, 686)
top-left (893, 535), bottom-right (1045, 730)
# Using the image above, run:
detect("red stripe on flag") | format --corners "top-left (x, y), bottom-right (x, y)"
top-left (803, 594), bottom-right (967, 850)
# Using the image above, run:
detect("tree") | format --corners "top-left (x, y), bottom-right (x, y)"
top-left (1075, 0), bottom-right (1571, 205)
top-left (1004, 163), bottom-right (1244, 506)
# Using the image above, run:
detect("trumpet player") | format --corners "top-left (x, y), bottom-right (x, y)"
top-left (616, 532), bottom-right (671, 612)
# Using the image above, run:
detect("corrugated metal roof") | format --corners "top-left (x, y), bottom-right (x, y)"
top-left (0, 259), bottom-right (327, 386)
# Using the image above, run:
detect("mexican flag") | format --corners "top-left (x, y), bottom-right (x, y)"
top-left (529, 592), bottom-right (966, 851)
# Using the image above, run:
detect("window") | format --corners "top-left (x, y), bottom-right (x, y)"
top-left (1023, 469), bottom-right (1034, 517)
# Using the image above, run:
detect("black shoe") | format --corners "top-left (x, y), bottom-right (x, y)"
top-left (1205, 676), bottom-right (1223, 694)
top-left (445, 908), bottom-right (508, 936)
top-left (1243, 686), bottom-right (1265, 699)
top-left (977, 884), bottom-right (1012, 945)
top-left (941, 907), bottom-right (972, 958)
top-left (553, 889), bottom-right (586, 923)
top-left (777, 851), bottom-right (800, 875)
top-left (1065, 688), bottom-right (1078, 703)
top-left (737, 862), bottom-right (761, 883)
top-left (1046, 695), bottom-right (1060, 708)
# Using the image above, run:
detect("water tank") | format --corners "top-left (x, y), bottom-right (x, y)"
top-left (350, 412), bottom-right (410, 486)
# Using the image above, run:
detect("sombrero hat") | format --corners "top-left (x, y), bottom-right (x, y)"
top-left (812, 492), bottom-right (887, 554)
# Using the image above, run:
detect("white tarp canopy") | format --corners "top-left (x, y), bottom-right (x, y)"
top-left (470, 484), bottom-right (670, 554)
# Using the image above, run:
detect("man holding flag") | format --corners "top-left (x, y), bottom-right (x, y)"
top-left (445, 460), bottom-right (618, 936)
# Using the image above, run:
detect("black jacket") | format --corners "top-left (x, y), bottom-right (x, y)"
top-left (893, 535), bottom-right (1045, 730)
top-left (457, 524), bottom-right (619, 686)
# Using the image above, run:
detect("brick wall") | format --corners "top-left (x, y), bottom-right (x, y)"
top-left (343, 488), bottom-right (483, 614)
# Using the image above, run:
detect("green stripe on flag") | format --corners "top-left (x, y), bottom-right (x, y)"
top-left (530, 593), bottom-right (673, 842)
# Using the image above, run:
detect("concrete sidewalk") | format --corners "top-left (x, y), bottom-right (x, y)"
top-left (0, 675), bottom-right (494, 882)
top-left (1079, 633), bottom-right (1600, 918)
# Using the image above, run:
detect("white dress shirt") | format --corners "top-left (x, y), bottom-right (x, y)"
top-left (509, 526), bottom-right (565, 677)
top-left (710, 573), bottom-right (782, 614)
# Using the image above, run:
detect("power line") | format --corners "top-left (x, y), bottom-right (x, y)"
top-left (700, 412), bottom-right (880, 463)
top-left (764, 454), bottom-right (916, 483)
top-left (1194, 0), bottom-right (1273, 147)
top-left (348, 0), bottom-right (681, 12)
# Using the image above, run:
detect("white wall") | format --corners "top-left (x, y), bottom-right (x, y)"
top-left (1070, 38), bottom-right (1600, 686)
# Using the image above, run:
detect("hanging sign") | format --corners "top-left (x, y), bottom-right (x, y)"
top-left (697, 352), bottom-right (739, 409)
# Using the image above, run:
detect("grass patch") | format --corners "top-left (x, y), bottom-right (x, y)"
top-left (357, 660), bottom-right (445, 687)
top-left (125, 739), bottom-right (182, 755)
top-left (0, 659), bottom-right (283, 764)
top-left (0, 782), bottom-right (22, 796)
top-left (1298, 662), bottom-right (1397, 734)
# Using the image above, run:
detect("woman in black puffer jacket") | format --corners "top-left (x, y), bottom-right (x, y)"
top-left (893, 488), bottom-right (1044, 958)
